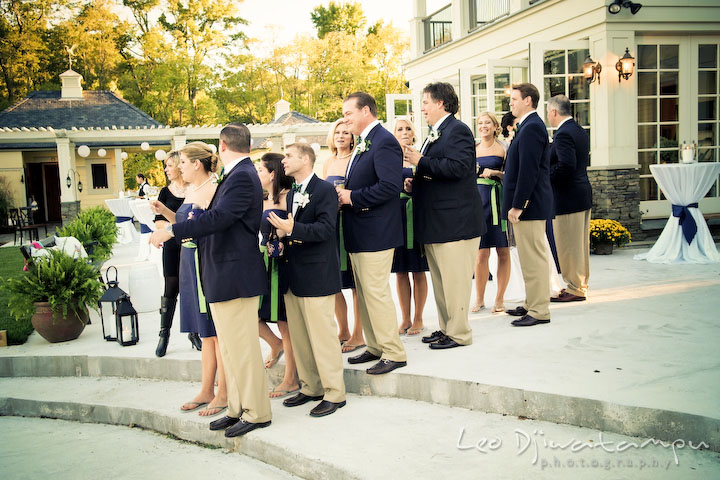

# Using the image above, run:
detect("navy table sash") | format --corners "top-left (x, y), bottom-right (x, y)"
top-left (140, 224), bottom-right (152, 234)
top-left (115, 216), bottom-right (132, 223)
top-left (672, 202), bottom-right (699, 244)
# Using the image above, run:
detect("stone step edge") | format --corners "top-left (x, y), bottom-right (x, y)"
top-left (0, 396), bottom-right (357, 480)
top-left (1, 354), bottom-right (718, 452)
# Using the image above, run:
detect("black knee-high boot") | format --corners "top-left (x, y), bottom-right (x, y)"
top-left (188, 332), bottom-right (202, 351)
top-left (155, 296), bottom-right (176, 357)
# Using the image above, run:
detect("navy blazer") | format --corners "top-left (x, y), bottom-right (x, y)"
top-left (342, 123), bottom-right (403, 252)
top-left (502, 112), bottom-right (552, 221)
top-left (281, 175), bottom-right (341, 297)
top-left (172, 158), bottom-right (268, 303)
top-left (549, 119), bottom-right (593, 215)
top-left (412, 115), bottom-right (486, 244)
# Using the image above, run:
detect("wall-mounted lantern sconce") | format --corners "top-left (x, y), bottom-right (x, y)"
top-left (583, 55), bottom-right (602, 84)
top-left (503, 85), bottom-right (512, 96)
top-left (616, 48), bottom-right (635, 82)
top-left (608, 0), bottom-right (642, 15)
top-left (66, 168), bottom-right (83, 192)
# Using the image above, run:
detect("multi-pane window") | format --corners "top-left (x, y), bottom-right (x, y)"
top-left (543, 48), bottom-right (591, 138)
top-left (698, 43), bottom-right (720, 197)
top-left (470, 66), bottom-right (526, 136)
top-left (637, 44), bottom-right (680, 201)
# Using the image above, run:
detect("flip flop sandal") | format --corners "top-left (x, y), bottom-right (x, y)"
top-left (180, 401), bottom-right (208, 413)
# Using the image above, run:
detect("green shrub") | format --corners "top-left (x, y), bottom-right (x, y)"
top-left (57, 206), bottom-right (118, 262)
top-left (0, 175), bottom-right (13, 225)
top-left (0, 248), bottom-right (33, 345)
top-left (1, 249), bottom-right (104, 322)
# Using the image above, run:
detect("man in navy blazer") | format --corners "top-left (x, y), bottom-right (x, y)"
top-left (268, 143), bottom-right (346, 417)
top-left (503, 83), bottom-right (553, 327)
top-left (404, 82), bottom-right (485, 349)
top-left (547, 94), bottom-right (592, 302)
top-left (337, 91), bottom-right (407, 375)
top-left (150, 123), bottom-right (272, 437)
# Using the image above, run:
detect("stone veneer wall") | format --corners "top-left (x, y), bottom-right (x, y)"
top-left (61, 201), bottom-right (81, 224)
top-left (587, 167), bottom-right (642, 240)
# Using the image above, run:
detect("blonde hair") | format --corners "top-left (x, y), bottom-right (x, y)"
top-left (392, 116), bottom-right (417, 145)
top-left (327, 119), bottom-right (355, 155)
top-left (477, 111), bottom-right (501, 138)
top-left (180, 141), bottom-right (218, 173)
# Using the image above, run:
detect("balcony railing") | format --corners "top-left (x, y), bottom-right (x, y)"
top-left (471, 0), bottom-right (510, 30)
top-left (424, 4), bottom-right (452, 52)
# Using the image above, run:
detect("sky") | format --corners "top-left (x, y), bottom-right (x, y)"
top-left (237, 0), bottom-right (416, 47)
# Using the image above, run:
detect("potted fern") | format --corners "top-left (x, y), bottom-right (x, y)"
top-left (2, 250), bottom-right (104, 343)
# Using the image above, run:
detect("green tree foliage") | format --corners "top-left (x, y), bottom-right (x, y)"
top-left (310, 1), bottom-right (366, 38)
top-left (1, 1), bottom-right (409, 124)
top-left (123, 152), bottom-right (165, 191)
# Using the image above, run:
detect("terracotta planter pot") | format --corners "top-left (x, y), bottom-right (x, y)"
top-left (31, 301), bottom-right (88, 343)
top-left (593, 242), bottom-right (614, 255)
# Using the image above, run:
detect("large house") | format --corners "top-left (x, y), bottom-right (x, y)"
top-left (396, 0), bottom-right (720, 237)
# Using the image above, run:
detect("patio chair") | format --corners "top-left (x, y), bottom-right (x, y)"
top-left (9, 208), bottom-right (39, 245)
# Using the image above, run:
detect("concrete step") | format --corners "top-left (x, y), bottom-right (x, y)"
top-left (1, 376), bottom-right (718, 480)
top-left (1, 353), bottom-right (718, 454)
top-left (0, 416), bottom-right (300, 480)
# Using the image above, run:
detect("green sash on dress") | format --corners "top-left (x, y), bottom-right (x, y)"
top-left (182, 241), bottom-right (207, 314)
top-left (258, 245), bottom-right (280, 322)
top-left (477, 178), bottom-right (507, 232)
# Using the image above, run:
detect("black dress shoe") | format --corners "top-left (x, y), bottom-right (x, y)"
top-left (428, 335), bottom-right (464, 350)
top-left (506, 306), bottom-right (528, 316)
top-left (225, 418), bottom-right (271, 438)
top-left (209, 415), bottom-right (239, 431)
top-left (511, 314), bottom-right (551, 327)
top-left (283, 392), bottom-right (324, 407)
top-left (347, 350), bottom-right (380, 364)
top-left (309, 400), bottom-right (346, 417)
top-left (366, 359), bottom-right (407, 375)
top-left (421, 330), bottom-right (444, 343)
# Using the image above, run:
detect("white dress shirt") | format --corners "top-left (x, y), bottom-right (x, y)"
top-left (420, 113), bottom-right (451, 154)
top-left (345, 119), bottom-right (380, 178)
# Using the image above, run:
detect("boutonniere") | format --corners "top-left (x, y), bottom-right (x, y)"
top-left (296, 190), bottom-right (311, 209)
top-left (355, 137), bottom-right (371, 155)
top-left (427, 128), bottom-right (441, 144)
top-left (506, 126), bottom-right (518, 144)
top-left (212, 170), bottom-right (225, 185)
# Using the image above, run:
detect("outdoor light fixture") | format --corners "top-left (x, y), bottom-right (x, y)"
top-left (97, 148), bottom-right (106, 157)
top-left (66, 168), bottom-right (83, 192)
top-left (608, 0), bottom-right (642, 15)
top-left (616, 48), bottom-right (635, 82)
top-left (583, 55), bottom-right (602, 84)
top-left (98, 266), bottom-right (139, 346)
top-left (77, 144), bottom-right (90, 157)
top-left (504, 85), bottom-right (512, 96)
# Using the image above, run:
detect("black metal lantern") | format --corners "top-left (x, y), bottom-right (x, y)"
top-left (98, 266), bottom-right (126, 341)
top-left (115, 294), bottom-right (139, 346)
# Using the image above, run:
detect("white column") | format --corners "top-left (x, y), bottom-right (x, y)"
top-left (56, 137), bottom-right (77, 203)
top-left (588, 30), bottom-right (637, 169)
top-left (114, 148), bottom-right (124, 194)
top-left (171, 133), bottom-right (187, 150)
top-left (450, 0), bottom-right (467, 45)
top-left (411, 0), bottom-right (427, 59)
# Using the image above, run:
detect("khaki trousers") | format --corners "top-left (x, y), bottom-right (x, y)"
top-left (349, 249), bottom-right (406, 362)
top-left (513, 220), bottom-right (551, 320)
top-left (424, 237), bottom-right (478, 345)
top-left (209, 297), bottom-right (271, 423)
top-left (284, 291), bottom-right (346, 403)
top-left (553, 209), bottom-right (591, 297)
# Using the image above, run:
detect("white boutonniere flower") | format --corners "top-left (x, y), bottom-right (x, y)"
top-left (355, 138), bottom-right (371, 155)
top-left (212, 170), bottom-right (225, 185)
top-left (427, 128), bottom-right (441, 144)
top-left (296, 190), bottom-right (311, 209)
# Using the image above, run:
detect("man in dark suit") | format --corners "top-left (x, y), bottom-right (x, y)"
top-left (503, 83), bottom-right (553, 327)
top-left (336, 91), bottom-right (407, 375)
top-left (267, 143), bottom-right (346, 417)
top-left (547, 94), bottom-right (592, 302)
top-left (403, 82), bottom-right (486, 349)
top-left (150, 123), bottom-right (271, 437)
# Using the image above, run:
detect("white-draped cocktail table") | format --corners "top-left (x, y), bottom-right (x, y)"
top-left (634, 162), bottom-right (720, 264)
top-left (105, 198), bottom-right (138, 244)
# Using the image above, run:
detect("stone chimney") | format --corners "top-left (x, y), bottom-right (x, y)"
top-left (59, 69), bottom-right (83, 100)
top-left (274, 98), bottom-right (291, 120)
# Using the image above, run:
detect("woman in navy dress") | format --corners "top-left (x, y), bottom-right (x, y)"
top-left (151, 151), bottom-right (200, 357)
top-left (256, 153), bottom-right (300, 398)
top-left (155, 142), bottom-right (227, 417)
top-left (392, 117), bottom-right (429, 336)
top-left (474, 112), bottom-right (511, 313)
top-left (323, 119), bottom-right (365, 353)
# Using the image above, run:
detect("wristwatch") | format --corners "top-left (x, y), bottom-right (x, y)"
top-left (165, 224), bottom-right (174, 237)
